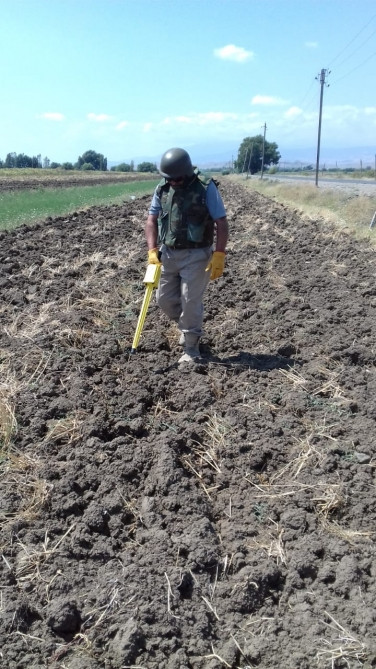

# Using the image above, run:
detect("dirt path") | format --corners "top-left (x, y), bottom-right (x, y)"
top-left (1, 181), bottom-right (376, 668)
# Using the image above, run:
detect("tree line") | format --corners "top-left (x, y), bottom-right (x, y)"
top-left (0, 137), bottom-right (282, 174)
top-left (0, 150), bottom-right (108, 171)
top-left (1, 153), bottom-right (44, 169)
top-left (0, 149), bottom-right (160, 173)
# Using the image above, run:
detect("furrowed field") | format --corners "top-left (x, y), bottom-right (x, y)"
top-left (1, 170), bottom-right (376, 668)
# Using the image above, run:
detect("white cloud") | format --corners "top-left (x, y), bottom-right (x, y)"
top-left (305, 41), bottom-right (318, 48)
top-left (162, 116), bottom-right (193, 125)
top-left (251, 95), bottom-right (288, 106)
top-left (204, 111), bottom-right (238, 122)
top-left (47, 103), bottom-right (374, 162)
top-left (87, 113), bottom-right (113, 122)
top-left (175, 115), bottom-right (193, 124)
top-left (38, 112), bottom-right (65, 121)
top-left (284, 106), bottom-right (303, 119)
top-left (324, 104), bottom-right (359, 122)
top-left (162, 112), bottom-right (239, 128)
top-left (194, 112), bottom-right (238, 124)
top-left (214, 44), bottom-right (253, 63)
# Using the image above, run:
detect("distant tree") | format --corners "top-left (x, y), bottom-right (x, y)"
top-left (76, 149), bottom-right (107, 171)
top-left (43, 156), bottom-right (51, 169)
top-left (3, 152), bottom-right (42, 168)
top-left (32, 154), bottom-right (42, 168)
top-left (137, 161), bottom-right (157, 173)
top-left (81, 162), bottom-right (95, 171)
top-left (235, 135), bottom-right (280, 174)
top-left (111, 162), bottom-right (133, 172)
top-left (0, 159), bottom-right (4, 168)
top-left (118, 162), bottom-right (132, 172)
top-left (50, 162), bottom-right (61, 169)
top-left (61, 162), bottom-right (74, 170)
top-left (15, 153), bottom-right (32, 168)
top-left (5, 152), bottom-right (17, 168)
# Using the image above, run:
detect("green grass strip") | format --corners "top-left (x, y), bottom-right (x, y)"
top-left (0, 180), bottom-right (159, 231)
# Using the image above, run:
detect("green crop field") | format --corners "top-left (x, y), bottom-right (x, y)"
top-left (0, 177), bottom-right (159, 231)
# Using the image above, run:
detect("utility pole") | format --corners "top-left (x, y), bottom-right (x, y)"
top-left (261, 123), bottom-right (267, 178)
top-left (315, 68), bottom-right (330, 187)
top-left (246, 143), bottom-right (254, 179)
top-left (242, 147), bottom-right (249, 174)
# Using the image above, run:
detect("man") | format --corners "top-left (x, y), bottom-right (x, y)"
top-left (145, 147), bottom-right (229, 363)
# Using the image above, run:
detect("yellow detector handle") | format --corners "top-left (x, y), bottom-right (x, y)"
top-left (131, 264), bottom-right (162, 352)
top-left (143, 263), bottom-right (162, 288)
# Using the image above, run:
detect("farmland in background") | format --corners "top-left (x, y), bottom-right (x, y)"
top-left (0, 170), bottom-right (158, 230)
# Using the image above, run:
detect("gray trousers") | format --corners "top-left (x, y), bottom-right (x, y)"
top-left (156, 245), bottom-right (212, 337)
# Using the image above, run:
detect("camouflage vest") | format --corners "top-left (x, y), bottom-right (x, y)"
top-left (156, 170), bottom-right (215, 248)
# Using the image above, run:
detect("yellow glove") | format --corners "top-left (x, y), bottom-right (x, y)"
top-left (206, 251), bottom-right (226, 280)
top-left (148, 248), bottom-right (162, 264)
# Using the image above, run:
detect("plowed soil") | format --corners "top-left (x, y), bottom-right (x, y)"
top-left (0, 172), bottom-right (156, 192)
top-left (1, 180), bottom-right (376, 669)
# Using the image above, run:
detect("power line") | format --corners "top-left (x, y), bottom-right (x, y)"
top-left (331, 49), bottom-right (376, 85)
top-left (326, 13), bottom-right (376, 68)
top-left (296, 77), bottom-right (317, 110)
top-left (300, 89), bottom-right (321, 114)
top-left (295, 17), bottom-right (375, 119)
top-left (330, 26), bottom-right (376, 72)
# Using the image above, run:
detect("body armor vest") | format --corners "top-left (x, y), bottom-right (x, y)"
top-left (157, 171), bottom-right (215, 248)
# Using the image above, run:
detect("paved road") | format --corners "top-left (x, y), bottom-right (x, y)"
top-left (264, 174), bottom-right (376, 196)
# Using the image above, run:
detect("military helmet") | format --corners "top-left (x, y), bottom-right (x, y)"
top-left (159, 147), bottom-right (194, 179)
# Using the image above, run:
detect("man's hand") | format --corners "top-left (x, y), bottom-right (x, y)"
top-left (206, 251), bottom-right (226, 280)
top-left (148, 248), bottom-right (162, 265)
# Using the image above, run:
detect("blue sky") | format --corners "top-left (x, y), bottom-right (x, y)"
top-left (2, 0), bottom-right (376, 167)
